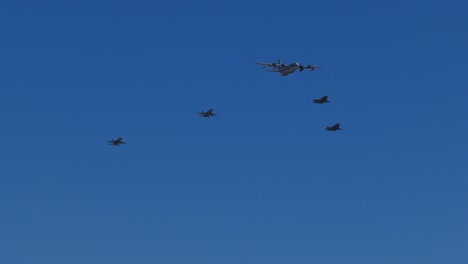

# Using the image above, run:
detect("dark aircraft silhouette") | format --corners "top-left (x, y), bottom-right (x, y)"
top-left (107, 137), bottom-right (127, 145)
top-left (312, 95), bottom-right (330, 104)
top-left (254, 59), bottom-right (323, 76)
top-left (198, 108), bottom-right (217, 118)
top-left (325, 123), bottom-right (342, 131)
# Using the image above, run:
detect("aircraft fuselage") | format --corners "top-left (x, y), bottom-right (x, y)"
top-left (277, 63), bottom-right (300, 76)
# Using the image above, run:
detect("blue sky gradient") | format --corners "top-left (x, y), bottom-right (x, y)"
top-left (0, 1), bottom-right (467, 263)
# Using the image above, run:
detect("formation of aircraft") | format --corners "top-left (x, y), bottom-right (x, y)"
top-left (312, 95), bottom-right (342, 131)
top-left (107, 137), bottom-right (126, 146)
top-left (198, 108), bottom-right (217, 118)
top-left (254, 59), bottom-right (323, 76)
top-left (108, 58), bottom-right (344, 145)
top-left (108, 109), bottom-right (218, 146)
top-left (250, 57), bottom-right (342, 132)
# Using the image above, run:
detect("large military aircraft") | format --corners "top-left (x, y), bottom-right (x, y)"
top-left (313, 95), bottom-right (330, 104)
top-left (198, 108), bottom-right (217, 118)
top-left (254, 59), bottom-right (323, 76)
top-left (325, 123), bottom-right (342, 131)
top-left (107, 137), bottom-right (127, 145)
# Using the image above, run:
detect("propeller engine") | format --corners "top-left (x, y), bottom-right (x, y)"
top-left (271, 59), bottom-right (281, 69)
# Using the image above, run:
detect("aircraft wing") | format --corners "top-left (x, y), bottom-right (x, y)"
top-left (301, 65), bottom-right (323, 70)
top-left (309, 65), bottom-right (323, 69)
top-left (254, 62), bottom-right (273, 68)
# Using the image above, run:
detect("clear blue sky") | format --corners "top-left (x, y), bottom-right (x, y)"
top-left (1, 1), bottom-right (466, 263)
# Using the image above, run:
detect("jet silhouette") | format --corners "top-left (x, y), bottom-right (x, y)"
top-left (198, 108), bottom-right (217, 118)
top-left (107, 137), bottom-right (127, 145)
top-left (312, 95), bottom-right (330, 104)
top-left (325, 123), bottom-right (342, 131)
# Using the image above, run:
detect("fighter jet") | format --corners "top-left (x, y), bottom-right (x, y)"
top-left (107, 137), bottom-right (127, 145)
top-left (325, 123), bottom-right (342, 131)
top-left (254, 59), bottom-right (323, 76)
top-left (313, 95), bottom-right (330, 104)
top-left (198, 108), bottom-right (217, 118)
